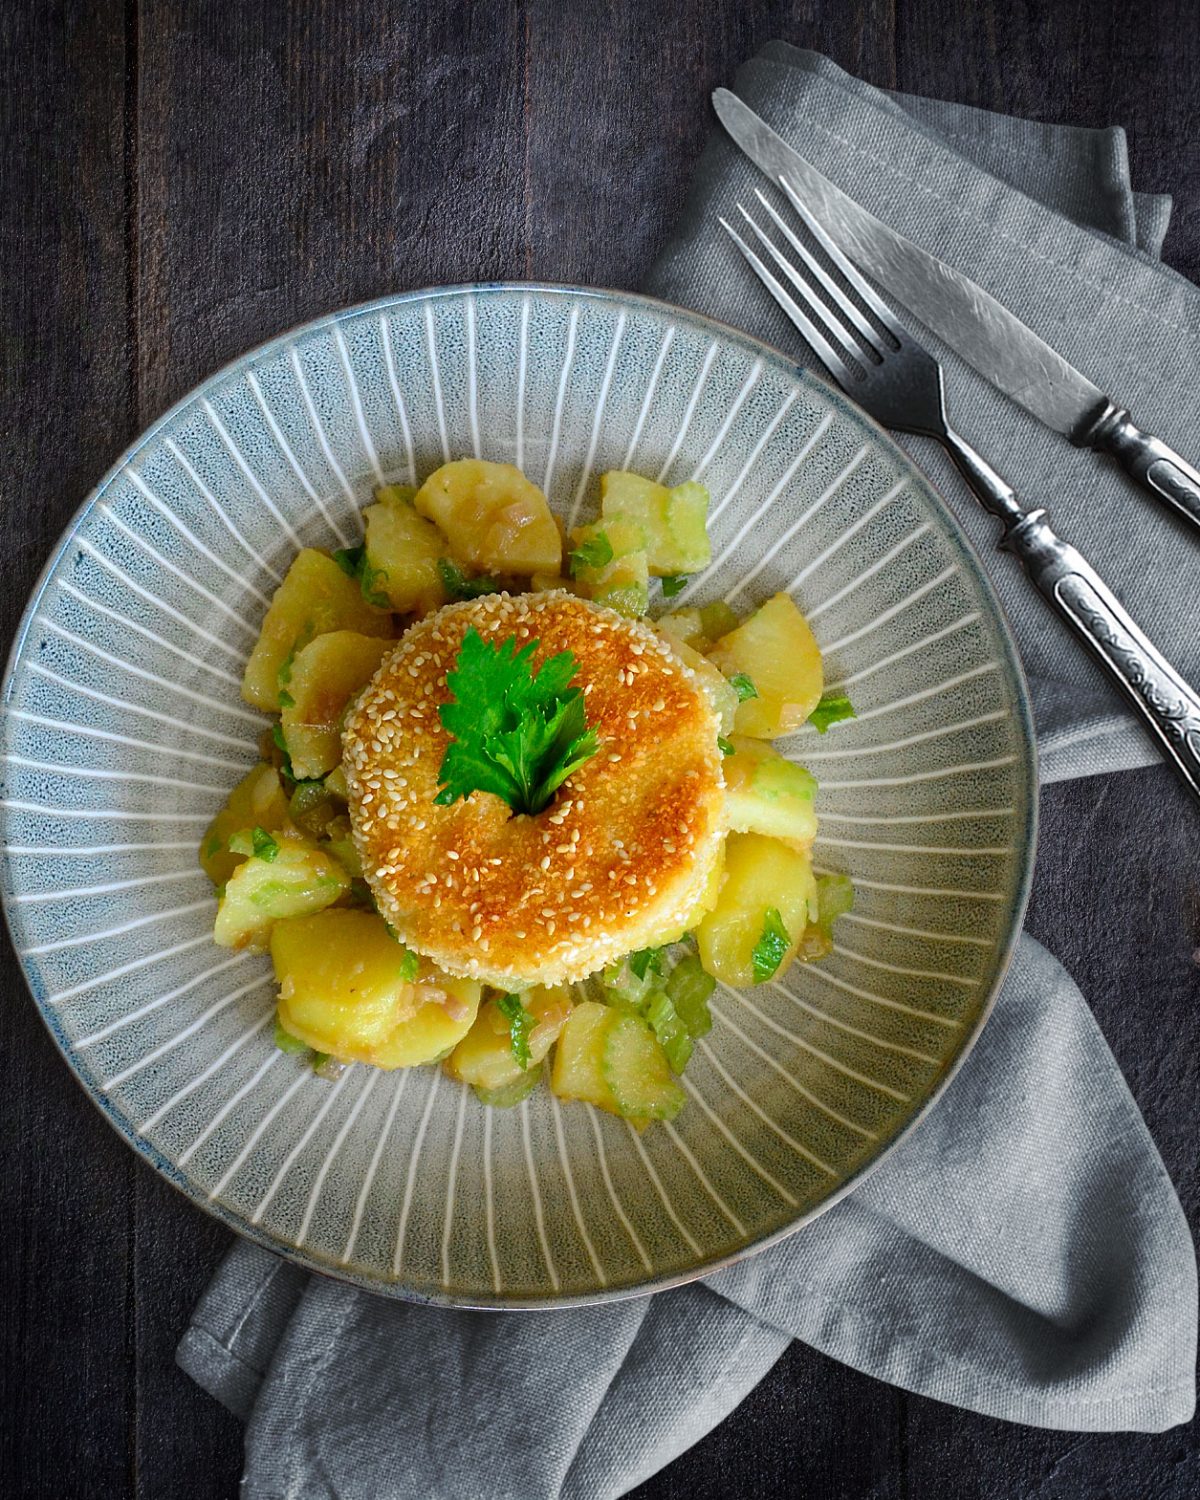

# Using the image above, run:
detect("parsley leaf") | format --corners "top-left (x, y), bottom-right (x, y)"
top-left (333, 543), bottom-right (390, 608)
top-left (751, 907), bottom-right (790, 983)
top-left (717, 735), bottom-right (735, 756)
top-left (438, 558), bottom-right (501, 600)
top-left (728, 671), bottom-right (758, 702)
top-left (278, 689), bottom-right (296, 709)
top-left (272, 723), bottom-right (321, 792)
top-left (435, 628), bottom-right (599, 815)
top-left (359, 562), bottom-right (391, 609)
top-left (569, 530), bottom-right (614, 576)
top-left (272, 722), bottom-right (297, 784)
top-left (229, 826), bottom-right (281, 862)
top-left (660, 574), bottom-right (689, 599)
top-left (332, 544), bottom-right (366, 578)
top-left (496, 992), bottom-right (536, 1070)
top-left (809, 692), bottom-right (856, 734)
top-left (398, 947), bottom-right (420, 982)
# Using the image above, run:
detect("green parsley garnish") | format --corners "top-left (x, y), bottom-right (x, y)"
top-left (717, 735), bottom-right (735, 756)
top-left (496, 992), bottom-right (536, 1070)
top-left (660, 574), bottom-right (689, 599)
top-left (809, 692), bottom-right (856, 734)
top-left (751, 907), bottom-right (790, 983)
top-left (438, 557), bottom-right (501, 600)
top-left (568, 530), bottom-right (614, 576)
top-left (332, 543), bottom-right (366, 578)
top-left (728, 672), bottom-right (758, 702)
top-left (228, 826), bottom-right (281, 862)
top-left (272, 722), bottom-right (298, 785)
top-left (270, 724), bottom-right (321, 792)
top-left (278, 689), bottom-right (296, 709)
top-left (398, 947), bottom-right (420, 982)
top-left (333, 543), bottom-right (390, 608)
top-left (435, 628), bottom-right (599, 815)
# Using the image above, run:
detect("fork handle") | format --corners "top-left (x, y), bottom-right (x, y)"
top-left (940, 426), bottom-right (1200, 800)
top-left (1002, 513), bottom-right (1200, 799)
top-left (1077, 403), bottom-right (1200, 539)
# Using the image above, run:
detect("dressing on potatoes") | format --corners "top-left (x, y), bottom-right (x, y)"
top-left (199, 456), bottom-right (854, 1128)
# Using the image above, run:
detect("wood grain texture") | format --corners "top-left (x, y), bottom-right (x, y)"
top-left (0, 4), bottom-right (138, 1498)
top-left (2, 1), bottom-right (1199, 1497)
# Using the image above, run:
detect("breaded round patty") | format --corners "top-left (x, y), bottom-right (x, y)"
top-left (343, 591), bottom-right (725, 987)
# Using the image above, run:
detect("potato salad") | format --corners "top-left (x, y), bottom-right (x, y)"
top-left (201, 459), bottom-right (854, 1127)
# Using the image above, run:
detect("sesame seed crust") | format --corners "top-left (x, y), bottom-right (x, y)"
top-left (343, 590), bottom-right (725, 987)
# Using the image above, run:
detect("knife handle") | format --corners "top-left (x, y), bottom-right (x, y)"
top-left (1000, 509), bottom-right (1200, 801)
top-left (1080, 403), bottom-right (1200, 537)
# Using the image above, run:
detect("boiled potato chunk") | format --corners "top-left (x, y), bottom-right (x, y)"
top-left (550, 1000), bottom-right (621, 1115)
top-left (214, 835), bottom-right (350, 951)
top-left (724, 738), bottom-right (818, 849)
top-left (656, 609), bottom-right (707, 652)
top-left (280, 630), bottom-right (393, 780)
top-left (571, 518), bottom-right (649, 617)
top-left (446, 986), bottom-right (572, 1092)
top-left (272, 909), bottom-right (480, 1068)
top-left (414, 459), bottom-right (561, 575)
top-left (694, 831), bottom-right (817, 988)
top-left (199, 763), bottom-right (289, 886)
top-left (241, 549), bottom-right (394, 710)
top-left (707, 593), bottom-right (823, 738)
top-left (374, 483), bottom-right (417, 507)
top-left (363, 488), bottom-right (448, 615)
top-left (599, 471), bottom-right (711, 575)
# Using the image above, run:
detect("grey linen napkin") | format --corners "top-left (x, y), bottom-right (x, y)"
top-left (178, 49), bottom-right (1198, 1497)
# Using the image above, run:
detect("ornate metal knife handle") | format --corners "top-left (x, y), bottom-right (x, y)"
top-left (1080, 402), bottom-right (1200, 538)
top-left (942, 426), bottom-right (1200, 802)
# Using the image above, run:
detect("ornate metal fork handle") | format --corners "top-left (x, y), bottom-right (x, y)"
top-left (943, 425), bottom-right (1200, 796)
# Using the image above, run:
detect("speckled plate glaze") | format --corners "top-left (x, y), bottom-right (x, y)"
top-left (0, 285), bottom-right (1036, 1307)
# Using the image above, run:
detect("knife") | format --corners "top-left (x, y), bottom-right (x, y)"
top-left (713, 87), bottom-right (1200, 539)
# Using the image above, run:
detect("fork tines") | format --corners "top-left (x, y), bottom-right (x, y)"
top-left (721, 178), bottom-right (903, 387)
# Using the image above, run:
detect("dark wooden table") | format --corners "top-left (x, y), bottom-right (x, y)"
top-left (4, 3), bottom-right (1199, 1496)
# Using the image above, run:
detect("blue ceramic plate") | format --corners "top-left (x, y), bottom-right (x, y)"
top-left (0, 285), bottom-right (1035, 1306)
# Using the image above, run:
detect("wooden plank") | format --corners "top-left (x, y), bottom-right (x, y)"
top-left (131, 1174), bottom-right (242, 1500)
top-left (524, 0), bottom-right (896, 290)
top-left (629, 1342), bottom-right (906, 1498)
top-left (894, 0), bottom-right (1200, 277)
top-left (132, 0), bottom-right (530, 424)
top-left (0, 3), bottom-right (138, 1498)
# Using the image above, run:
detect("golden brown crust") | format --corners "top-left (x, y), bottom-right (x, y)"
top-left (343, 591), bottom-right (725, 987)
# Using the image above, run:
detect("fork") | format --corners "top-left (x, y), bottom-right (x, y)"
top-left (722, 184), bottom-right (1200, 803)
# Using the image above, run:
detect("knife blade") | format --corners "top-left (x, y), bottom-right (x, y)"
top-left (713, 87), bottom-right (1200, 538)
